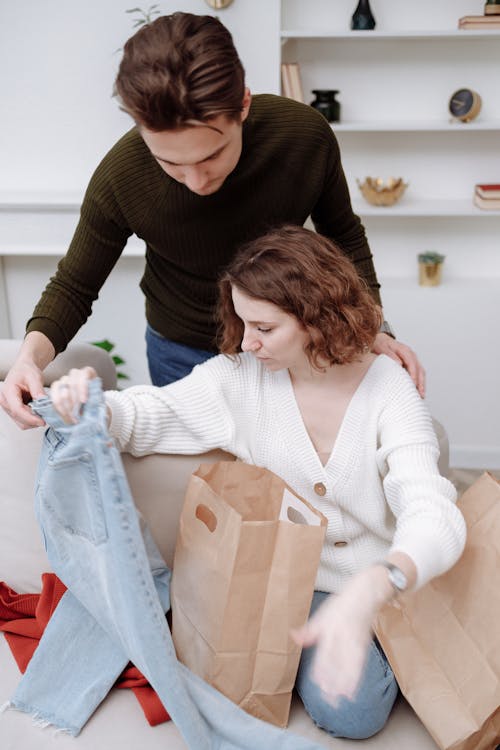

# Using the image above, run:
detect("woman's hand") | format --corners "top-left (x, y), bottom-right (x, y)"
top-left (292, 566), bottom-right (394, 706)
top-left (50, 367), bottom-right (97, 424)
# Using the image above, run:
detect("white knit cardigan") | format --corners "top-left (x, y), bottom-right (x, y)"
top-left (106, 353), bottom-right (466, 594)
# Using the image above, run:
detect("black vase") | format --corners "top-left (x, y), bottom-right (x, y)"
top-left (310, 90), bottom-right (341, 123)
top-left (351, 0), bottom-right (376, 30)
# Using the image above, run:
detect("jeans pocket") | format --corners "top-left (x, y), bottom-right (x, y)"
top-left (39, 453), bottom-right (108, 545)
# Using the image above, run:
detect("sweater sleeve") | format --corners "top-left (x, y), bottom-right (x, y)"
top-left (309, 118), bottom-right (381, 306)
top-left (376, 371), bottom-right (466, 589)
top-left (25, 137), bottom-right (136, 354)
top-left (104, 360), bottom-right (235, 457)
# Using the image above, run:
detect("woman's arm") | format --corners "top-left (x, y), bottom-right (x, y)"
top-left (293, 369), bottom-right (465, 706)
top-left (49, 361), bottom-right (235, 457)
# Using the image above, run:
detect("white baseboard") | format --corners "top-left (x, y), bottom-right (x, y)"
top-left (450, 445), bottom-right (500, 471)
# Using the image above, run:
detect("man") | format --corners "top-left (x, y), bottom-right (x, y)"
top-left (0, 12), bottom-right (423, 429)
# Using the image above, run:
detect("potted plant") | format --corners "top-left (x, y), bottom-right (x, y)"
top-left (417, 252), bottom-right (445, 287)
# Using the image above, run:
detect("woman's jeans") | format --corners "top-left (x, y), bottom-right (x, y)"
top-left (145, 324), bottom-right (214, 386)
top-left (296, 592), bottom-right (398, 739)
top-left (7, 379), bottom-right (323, 750)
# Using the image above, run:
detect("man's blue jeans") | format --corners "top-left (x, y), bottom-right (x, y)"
top-left (7, 379), bottom-right (322, 749)
top-left (145, 324), bottom-right (214, 386)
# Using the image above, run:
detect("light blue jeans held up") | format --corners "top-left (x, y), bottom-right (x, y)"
top-left (7, 379), bottom-right (323, 750)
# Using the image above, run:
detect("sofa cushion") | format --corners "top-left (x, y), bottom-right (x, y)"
top-left (0, 411), bottom-right (49, 592)
top-left (122, 450), bottom-right (234, 569)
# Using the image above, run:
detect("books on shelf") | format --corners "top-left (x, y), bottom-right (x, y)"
top-left (476, 183), bottom-right (500, 199)
top-left (458, 15), bottom-right (500, 29)
top-left (473, 183), bottom-right (500, 209)
top-left (280, 63), bottom-right (304, 104)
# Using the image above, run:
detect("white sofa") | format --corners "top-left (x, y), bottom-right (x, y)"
top-left (0, 339), bottom-right (440, 749)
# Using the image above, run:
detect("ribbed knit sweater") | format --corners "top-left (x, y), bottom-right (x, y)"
top-left (105, 354), bottom-right (466, 594)
top-left (26, 95), bottom-right (380, 354)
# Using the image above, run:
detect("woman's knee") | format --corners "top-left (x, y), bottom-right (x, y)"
top-left (296, 635), bottom-right (398, 739)
top-left (297, 674), bottom-right (396, 739)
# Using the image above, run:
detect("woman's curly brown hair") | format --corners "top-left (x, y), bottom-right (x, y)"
top-left (217, 225), bottom-right (382, 368)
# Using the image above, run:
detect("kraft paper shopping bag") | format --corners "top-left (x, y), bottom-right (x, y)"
top-left (171, 461), bottom-right (327, 727)
top-left (375, 472), bottom-right (500, 750)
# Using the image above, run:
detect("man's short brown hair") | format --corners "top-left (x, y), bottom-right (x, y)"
top-left (217, 225), bottom-right (382, 368)
top-left (115, 12), bottom-right (245, 130)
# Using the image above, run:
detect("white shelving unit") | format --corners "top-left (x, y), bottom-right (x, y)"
top-left (279, 1), bottom-right (500, 234)
top-left (281, 29), bottom-right (500, 39)
top-left (280, 0), bottom-right (500, 468)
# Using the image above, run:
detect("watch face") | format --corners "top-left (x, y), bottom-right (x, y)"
top-left (390, 567), bottom-right (407, 591)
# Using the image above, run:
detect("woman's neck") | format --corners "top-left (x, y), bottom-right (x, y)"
top-left (288, 351), bottom-right (376, 388)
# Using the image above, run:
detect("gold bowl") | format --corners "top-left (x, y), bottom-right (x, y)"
top-left (357, 177), bottom-right (408, 207)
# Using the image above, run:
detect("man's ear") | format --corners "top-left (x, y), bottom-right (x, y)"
top-left (240, 88), bottom-right (252, 122)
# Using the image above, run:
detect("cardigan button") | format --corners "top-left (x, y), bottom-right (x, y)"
top-left (313, 482), bottom-right (326, 496)
top-left (334, 541), bottom-right (348, 548)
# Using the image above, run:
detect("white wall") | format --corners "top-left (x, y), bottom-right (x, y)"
top-left (0, 0), bottom-right (280, 193)
top-left (0, 0), bottom-right (280, 386)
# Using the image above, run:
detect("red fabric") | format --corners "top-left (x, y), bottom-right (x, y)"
top-left (0, 574), bottom-right (170, 726)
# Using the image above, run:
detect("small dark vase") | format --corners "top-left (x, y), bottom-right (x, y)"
top-left (310, 90), bottom-right (341, 123)
top-left (351, 0), bottom-right (376, 30)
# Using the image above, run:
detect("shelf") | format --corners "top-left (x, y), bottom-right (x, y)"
top-left (0, 240), bottom-right (145, 258)
top-left (0, 191), bottom-right (83, 212)
top-left (333, 120), bottom-right (500, 132)
top-left (352, 198), bottom-right (500, 217)
top-left (281, 29), bottom-right (500, 41)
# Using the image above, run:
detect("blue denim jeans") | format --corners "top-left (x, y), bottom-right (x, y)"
top-left (296, 592), bottom-right (398, 740)
top-left (145, 324), bottom-right (214, 385)
top-left (8, 379), bottom-right (323, 749)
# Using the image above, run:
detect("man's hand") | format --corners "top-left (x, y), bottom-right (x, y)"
top-left (372, 332), bottom-right (426, 398)
top-left (0, 332), bottom-right (56, 429)
top-left (0, 360), bottom-right (46, 429)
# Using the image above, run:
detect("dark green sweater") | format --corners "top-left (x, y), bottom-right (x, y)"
top-left (27, 94), bottom-right (380, 353)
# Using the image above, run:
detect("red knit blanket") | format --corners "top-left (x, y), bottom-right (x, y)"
top-left (0, 574), bottom-right (170, 726)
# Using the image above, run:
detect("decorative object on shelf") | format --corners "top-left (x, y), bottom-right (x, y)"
top-left (484, 0), bottom-right (500, 15)
top-left (310, 90), bottom-right (341, 122)
top-left (351, 0), bottom-right (376, 30)
top-left (281, 63), bottom-right (304, 103)
top-left (448, 88), bottom-right (482, 122)
top-left (356, 177), bottom-right (408, 206)
top-left (473, 183), bottom-right (500, 210)
top-left (205, 0), bottom-right (233, 8)
top-left (418, 252), bottom-right (445, 287)
top-left (125, 4), bottom-right (160, 28)
top-left (458, 13), bottom-right (500, 28)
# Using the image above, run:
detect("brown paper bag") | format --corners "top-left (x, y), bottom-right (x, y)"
top-left (375, 472), bottom-right (500, 750)
top-left (171, 461), bottom-right (327, 727)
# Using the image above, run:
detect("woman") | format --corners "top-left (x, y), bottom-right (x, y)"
top-left (51, 225), bottom-right (466, 740)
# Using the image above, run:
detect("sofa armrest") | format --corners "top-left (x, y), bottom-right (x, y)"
top-left (0, 339), bottom-right (117, 391)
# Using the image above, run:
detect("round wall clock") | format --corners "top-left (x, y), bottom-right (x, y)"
top-left (205, 0), bottom-right (234, 8)
top-left (448, 88), bottom-right (482, 122)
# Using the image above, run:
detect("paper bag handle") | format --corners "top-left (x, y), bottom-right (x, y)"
top-left (195, 503), bottom-right (217, 532)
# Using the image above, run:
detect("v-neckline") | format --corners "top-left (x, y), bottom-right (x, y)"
top-left (279, 355), bottom-right (382, 474)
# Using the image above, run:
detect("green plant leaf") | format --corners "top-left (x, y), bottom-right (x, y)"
top-left (91, 339), bottom-right (114, 353)
top-left (112, 355), bottom-right (126, 365)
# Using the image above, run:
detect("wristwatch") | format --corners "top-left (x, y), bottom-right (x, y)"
top-left (379, 320), bottom-right (396, 339)
top-left (378, 561), bottom-right (408, 594)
